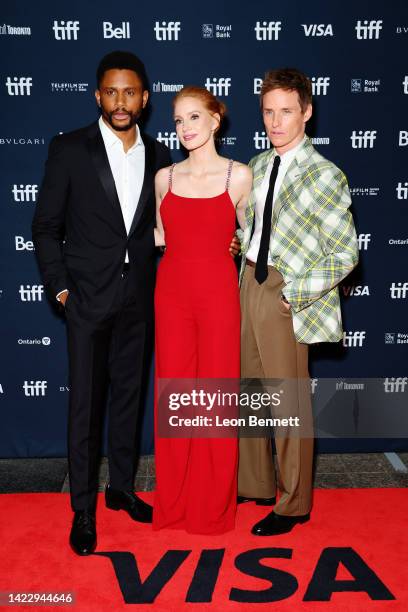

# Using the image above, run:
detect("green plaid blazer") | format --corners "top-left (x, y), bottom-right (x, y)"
top-left (240, 137), bottom-right (358, 344)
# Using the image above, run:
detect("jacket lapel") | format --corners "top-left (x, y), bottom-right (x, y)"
top-left (128, 133), bottom-right (156, 236)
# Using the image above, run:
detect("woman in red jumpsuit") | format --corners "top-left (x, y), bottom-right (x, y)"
top-left (153, 87), bottom-right (251, 534)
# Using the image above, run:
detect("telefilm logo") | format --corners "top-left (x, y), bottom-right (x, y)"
top-left (403, 76), bottom-right (408, 94)
top-left (355, 20), bottom-right (383, 39)
top-left (351, 79), bottom-right (381, 93)
top-left (19, 285), bottom-right (44, 301)
top-left (152, 82), bottom-right (183, 93)
top-left (301, 24), bottom-right (333, 37)
top-left (12, 184), bottom-right (38, 202)
top-left (342, 285), bottom-right (370, 297)
top-left (0, 24), bottom-right (31, 36)
top-left (202, 24), bottom-right (232, 39)
top-left (349, 187), bottom-right (379, 197)
top-left (254, 21), bottom-right (282, 40)
top-left (384, 377), bottom-right (407, 392)
top-left (205, 78), bottom-right (231, 96)
top-left (5, 77), bottom-right (32, 96)
top-left (156, 132), bottom-right (180, 150)
top-left (343, 331), bottom-right (366, 347)
top-left (103, 21), bottom-right (130, 39)
top-left (15, 236), bottom-right (34, 252)
top-left (396, 182), bottom-right (408, 199)
top-left (350, 130), bottom-right (377, 148)
top-left (390, 282), bottom-right (408, 299)
top-left (51, 83), bottom-right (88, 93)
top-left (18, 337), bottom-right (51, 346)
top-left (357, 234), bottom-right (371, 250)
top-left (23, 381), bottom-right (47, 397)
top-left (311, 77), bottom-right (330, 96)
top-left (52, 20), bottom-right (80, 40)
top-left (154, 21), bottom-right (181, 41)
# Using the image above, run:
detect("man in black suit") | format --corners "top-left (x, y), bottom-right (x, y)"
top-left (32, 51), bottom-right (171, 555)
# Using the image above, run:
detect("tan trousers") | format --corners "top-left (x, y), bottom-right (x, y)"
top-left (238, 264), bottom-right (314, 516)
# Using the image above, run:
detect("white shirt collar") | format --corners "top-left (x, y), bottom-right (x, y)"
top-left (98, 116), bottom-right (143, 153)
top-left (275, 135), bottom-right (306, 167)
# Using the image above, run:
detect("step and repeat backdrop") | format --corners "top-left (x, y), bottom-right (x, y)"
top-left (1, 0), bottom-right (407, 457)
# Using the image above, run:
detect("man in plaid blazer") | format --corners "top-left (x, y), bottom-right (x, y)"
top-left (238, 68), bottom-right (358, 536)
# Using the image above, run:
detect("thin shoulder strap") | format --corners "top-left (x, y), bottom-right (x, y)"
top-left (168, 163), bottom-right (176, 192)
top-left (225, 159), bottom-right (234, 192)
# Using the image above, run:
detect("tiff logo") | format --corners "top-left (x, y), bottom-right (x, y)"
top-left (396, 182), bottom-right (408, 199)
top-left (52, 20), bottom-right (80, 40)
top-left (357, 233), bottom-right (371, 250)
top-left (154, 21), bottom-right (181, 41)
top-left (343, 331), bottom-right (366, 347)
top-left (19, 285), bottom-right (44, 301)
top-left (156, 132), bottom-right (180, 150)
top-left (355, 20), bottom-right (383, 39)
top-left (384, 377), bottom-right (407, 392)
top-left (12, 184), bottom-right (38, 202)
top-left (254, 21), bottom-right (282, 40)
top-left (390, 282), bottom-right (408, 299)
top-left (103, 21), bottom-right (130, 39)
top-left (5, 76), bottom-right (32, 95)
top-left (311, 77), bottom-right (330, 96)
top-left (350, 130), bottom-right (377, 148)
top-left (254, 131), bottom-right (271, 150)
top-left (403, 76), bottom-right (408, 94)
top-left (302, 24), bottom-right (333, 37)
top-left (23, 380), bottom-right (47, 397)
top-left (205, 77), bottom-right (231, 96)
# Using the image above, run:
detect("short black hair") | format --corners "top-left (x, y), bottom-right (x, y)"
top-left (96, 51), bottom-right (149, 90)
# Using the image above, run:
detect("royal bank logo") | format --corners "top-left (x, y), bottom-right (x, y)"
top-left (5, 77), bottom-right (32, 96)
top-left (205, 77), bottom-right (231, 96)
top-left (385, 333), bottom-right (395, 344)
top-left (19, 285), bottom-right (44, 302)
top-left (311, 77), bottom-right (330, 96)
top-left (51, 82), bottom-right (88, 93)
top-left (12, 184), bottom-right (38, 202)
top-left (342, 285), bottom-right (370, 297)
top-left (399, 131), bottom-right (408, 146)
top-left (15, 236), bottom-right (34, 252)
top-left (350, 130), bottom-right (377, 148)
top-left (0, 24), bottom-right (31, 36)
top-left (301, 24), bottom-right (333, 37)
top-left (390, 282), bottom-right (408, 299)
top-left (355, 20), bottom-right (383, 39)
top-left (396, 182), bottom-right (408, 199)
top-left (351, 78), bottom-right (381, 93)
top-left (152, 82), bottom-right (184, 93)
top-left (350, 187), bottom-right (379, 197)
top-left (23, 380), bottom-right (47, 396)
top-left (202, 24), bottom-right (213, 38)
top-left (154, 21), bottom-right (181, 41)
top-left (103, 21), bottom-right (130, 39)
top-left (343, 331), bottom-right (366, 347)
top-left (254, 21), bottom-right (282, 41)
top-left (202, 23), bottom-right (232, 39)
top-left (52, 20), bottom-right (80, 40)
top-left (403, 76), bottom-right (408, 94)
top-left (156, 131), bottom-right (180, 150)
top-left (357, 234), bottom-right (371, 250)
top-left (384, 377), bottom-right (407, 392)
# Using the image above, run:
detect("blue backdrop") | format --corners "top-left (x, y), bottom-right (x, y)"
top-left (1, 0), bottom-right (407, 457)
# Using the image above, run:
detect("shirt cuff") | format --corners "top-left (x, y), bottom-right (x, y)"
top-left (56, 289), bottom-right (68, 302)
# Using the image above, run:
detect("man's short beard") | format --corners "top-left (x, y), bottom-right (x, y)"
top-left (102, 108), bottom-right (139, 132)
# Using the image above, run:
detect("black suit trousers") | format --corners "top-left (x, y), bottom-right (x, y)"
top-left (65, 272), bottom-right (152, 512)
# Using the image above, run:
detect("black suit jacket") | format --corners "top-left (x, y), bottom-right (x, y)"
top-left (32, 121), bottom-right (171, 318)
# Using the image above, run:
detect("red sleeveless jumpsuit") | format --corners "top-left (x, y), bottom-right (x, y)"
top-left (153, 161), bottom-right (240, 534)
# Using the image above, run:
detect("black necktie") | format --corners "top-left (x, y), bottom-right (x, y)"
top-left (255, 155), bottom-right (281, 284)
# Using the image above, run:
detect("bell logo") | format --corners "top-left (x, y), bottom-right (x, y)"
top-left (15, 236), bottom-right (34, 251)
top-left (311, 77), bottom-right (330, 96)
top-left (384, 377), bottom-right (407, 392)
top-left (357, 234), bottom-right (371, 250)
top-left (254, 21), bottom-right (282, 41)
top-left (302, 24), bottom-right (333, 37)
top-left (350, 130), bottom-right (377, 148)
top-left (5, 77), bottom-right (32, 96)
top-left (23, 380), bottom-right (47, 397)
top-left (396, 182), bottom-right (408, 199)
top-left (154, 21), bottom-right (181, 41)
top-left (390, 282), bottom-right (408, 299)
top-left (403, 76), bottom-right (408, 94)
top-left (253, 131), bottom-right (271, 150)
top-left (205, 77), bottom-right (231, 96)
top-left (399, 131), bottom-right (408, 146)
top-left (103, 21), bottom-right (130, 39)
top-left (52, 20), bottom-right (80, 40)
top-left (156, 132), bottom-right (180, 150)
top-left (355, 20), bottom-right (383, 40)
top-left (12, 184), bottom-right (38, 202)
top-left (19, 285), bottom-right (44, 301)
top-left (253, 78), bottom-right (262, 94)
top-left (343, 331), bottom-right (366, 347)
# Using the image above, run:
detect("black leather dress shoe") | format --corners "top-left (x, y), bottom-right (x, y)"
top-left (237, 495), bottom-right (276, 506)
top-left (105, 485), bottom-right (153, 523)
top-left (69, 511), bottom-right (96, 556)
top-left (251, 511), bottom-right (310, 536)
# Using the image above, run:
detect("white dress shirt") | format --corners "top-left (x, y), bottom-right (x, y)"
top-left (246, 137), bottom-right (305, 264)
top-left (98, 116), bottom-right (145, 262)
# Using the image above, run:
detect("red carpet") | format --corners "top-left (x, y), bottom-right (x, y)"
top-left (0, 489), bottom-right (406, 610)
